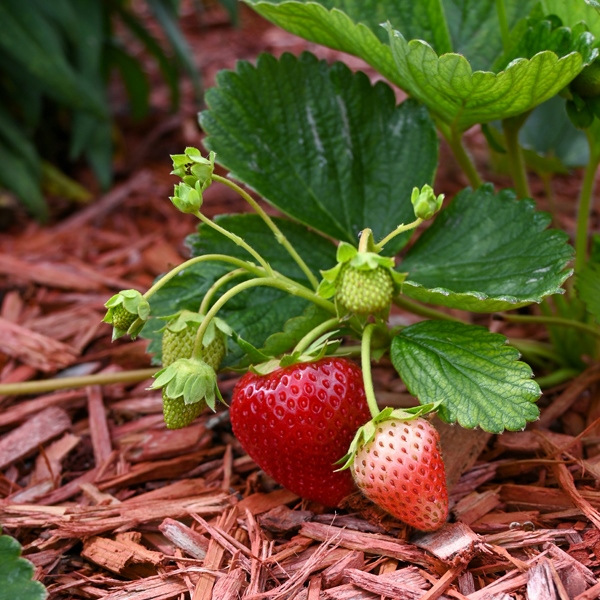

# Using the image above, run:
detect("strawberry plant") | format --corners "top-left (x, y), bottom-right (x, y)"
top-left (100, 0), bottom-right (600, 529)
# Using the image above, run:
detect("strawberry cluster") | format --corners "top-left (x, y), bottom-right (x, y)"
top-left (103, 148), bottom-right (449, 531)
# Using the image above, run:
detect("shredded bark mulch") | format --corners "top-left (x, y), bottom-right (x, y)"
top-left (2, 4), bottom-right (600, 599)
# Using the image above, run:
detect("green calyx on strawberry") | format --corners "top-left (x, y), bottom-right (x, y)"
top-left (160, 311), bottom-right (231, 370)
top-left (150, 357), bottom-right (223, 429)
top-left (103, 289), bottom-right (150, 341)
top-left (319, 241), bottom-right (406, 317)
top-left (230, 356), bottom-right (371, 507)
top-left (338, 404), bottom-right (448, 532)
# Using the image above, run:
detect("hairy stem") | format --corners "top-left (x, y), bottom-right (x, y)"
top-left (502, 116), bottom-right (531, 199)
top-left (199, 268), bottom-right (249, 315)
top-left (192, 277), bottom-right (337, 360)
top-left (0, 369), bottom-right (156, 396)
top-left (361, 324), bottom-right (381, 419)
top-left (375, 218), bottom-right (422, 252)
top-left (293, 317), bottom-right (341, 355)
top-left (575, 134), bottom-right (600, 273)
top-left (143, 254), bottom-right (263, 299)
top-left (212, 175), bottom-right (319, 289)
top-left (194, 210), bottom-right (274, 276)
top-left (439, 123), bottom-right (483, 189)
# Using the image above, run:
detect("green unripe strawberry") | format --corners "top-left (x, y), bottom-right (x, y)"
top-left (112, 304), bottom-right (138, 332)
top-left (161, 389), bottom-right (205, 429)
top-left (571, 60), bottom-right (600, 98)
top-left (336, 264), bottom-right (394, 316)
top-left (162, 324), bottom-right (226, 370)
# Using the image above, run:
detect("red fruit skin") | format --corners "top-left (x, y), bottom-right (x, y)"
top-left (352, 418), bottom-right (448, 531)
top-left (230, 357), bottom-right (371, 507)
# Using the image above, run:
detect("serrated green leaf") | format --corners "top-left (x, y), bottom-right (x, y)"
top-left (386, 24), bottom-right (589, 132)
top-left (248, 0), bottom-right (453, 52)
top-left (0, 532), bottom-right (47, 600)
top-left (391, 321), bottom-right (541, 433)
top-left (201, 52), bottom-right (438, 254)
top-left (576, 262), bottom-right (600, 323)
top-left (399, 185), bottom-right (573, 312)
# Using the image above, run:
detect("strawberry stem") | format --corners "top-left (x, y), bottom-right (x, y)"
top-left (199, 268), bottom-right (249, 315)
top-left (393, 295), bottom-right (464, 322)
top-left (0, 369), bottom-right (156, 396)
top-left (143, 254), bottom-right (263, 299)
top-left (193, 210), bottom-right (275, 276)
top-left (361, 324), bottom-right (381, 419)
top-left (191, 277), bottom-right (338, 360)
top-left (212, 175), bottom-right (320, 290)
top-left (292, 317), bottom-right (341, 355)
top-left (374, 217), bottom-right (422, 252)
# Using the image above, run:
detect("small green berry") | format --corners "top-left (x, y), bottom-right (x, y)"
top-left (162, 322), bottom-right (226, 370)
top-left (336, 264), bottom-right (394, 315)
top-left (111, 304), bottom-right (138, 332)
top-left (162, 389), bottom-right (205, 429)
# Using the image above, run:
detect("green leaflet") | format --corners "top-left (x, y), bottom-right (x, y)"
top-left (201, 52), bottom-right (438, 254)
top-left (399, 185), bottom-right (573, 312)
top-left (391, 321), bottom-right (540, 433)
top-left (0, 532), bottom-right (47, 600)
top-left (386, 23), bottom-right (590, 132)
top-left (247, 0), bottom-right (453, 51)
top-left (542, 0), bottom-right (600, 40)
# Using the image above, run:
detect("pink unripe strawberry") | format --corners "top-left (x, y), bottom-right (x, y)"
top-left (352, 417), bottom-right (448, 531)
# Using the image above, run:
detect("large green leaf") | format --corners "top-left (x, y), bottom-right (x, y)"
top-left (399, 185), bottom-right (573, 312)
top-left (201, 52), bottom-right (438, 254)
top-left (0, 531), bottom-right (47, 600)
top-left (391, 321), bottom-right (540, 433)
top-left (248, 0), bottom-right (453, 52)
top-left (143, 214), bottom-right (337, 364)
top-left (386, 24), bottom-right (590, 131)
top-left (442, 0), bottom-right (538, 71)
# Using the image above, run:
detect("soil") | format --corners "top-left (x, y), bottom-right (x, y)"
top-left (1, 4), bottom-right (600, 600)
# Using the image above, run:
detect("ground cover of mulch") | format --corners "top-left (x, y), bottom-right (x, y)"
top-left (2, 4), bottom-right (600, 599)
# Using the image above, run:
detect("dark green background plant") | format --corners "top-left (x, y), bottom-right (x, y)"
top-left (0, 0), bottom-right (236, 221)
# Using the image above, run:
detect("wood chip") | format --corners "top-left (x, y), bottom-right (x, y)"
top-left (0, 406), bottom-right (71, 470)
top-left (0, 317), bottom-right (78, 371)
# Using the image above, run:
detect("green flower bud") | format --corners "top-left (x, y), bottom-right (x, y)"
top-left (170, 148), bottom-right (215, 191)
top-left (411, 184), bottom-right (444, 220)
top-left (171, 182), bottom-right (203, 214)
top-left (103, 289), bottom-right (150, 340)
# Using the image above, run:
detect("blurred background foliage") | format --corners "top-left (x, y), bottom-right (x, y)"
top-left (0, 0), bottom-right (236, 221)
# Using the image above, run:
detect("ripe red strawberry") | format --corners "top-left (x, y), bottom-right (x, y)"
top-left (230, 357), bottom-right (371, 507)
top-left (352, 417), bottom-right (448, 531)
